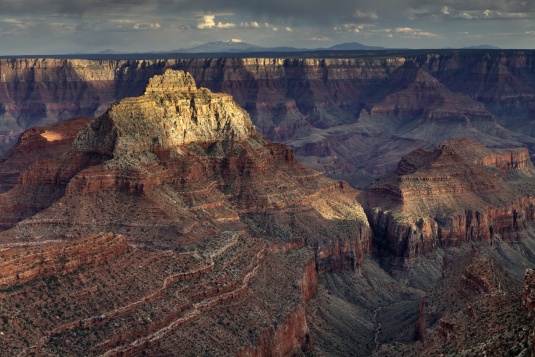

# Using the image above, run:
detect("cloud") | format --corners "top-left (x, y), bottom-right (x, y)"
top-left (333, 23), bottom-right (373, 33)
top-left (393, 27), bottom-right (440, 38)
top-left (0, 0), bottom-right (534, 54)
top-left (0, 17), bottom-right (77, 35)
top-left (196, 15), bottom-right (215, 29)
top-left (75, 19), bottom-right (144, 32)
top-left (368, 27), bottom-right (441, 38)
top-left (353, 10), bottom-right (378, 20)
top-left (241, 21), bottom-right (261, 28)
top-left (436, 6), bottom-right (535, 20)
top-left (133, 23), bottom-right (161, 30)
top-left (216, 22), bottom-right (236, 29)
top-left (239, 21), bottom-right (275, 30)
top-left (0, 0), bottom-right (534, 27)
top-left (196, 15), bottom-right (236, 29)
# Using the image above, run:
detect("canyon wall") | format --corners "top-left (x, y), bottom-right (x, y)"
top-left (524, 269), bottom-right (535, 315)
top-left (0, 71), bottom-right (375, 355)
top-left (0, 59), bottom-right (533, 355)
top-left (366, 138), bottom-right (535, 266)
top-left (2, 51), bottom-right (534, 187)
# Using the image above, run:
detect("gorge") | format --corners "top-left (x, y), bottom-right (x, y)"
top-left (0, 52), bottom-right (534, 355)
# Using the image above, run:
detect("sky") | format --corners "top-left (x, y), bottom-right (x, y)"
top-left (0, 0), bottom-right (534, 55)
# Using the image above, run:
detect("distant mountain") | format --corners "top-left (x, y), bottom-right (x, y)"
top-left (327, 42), bottom-right (387, 50)
top-left (173, 40), bottom-right (264, 53)
top-left (462, 45), bottom-right (501, 49)
top-left (172, 40), bottom-right (390, 53)
top-left (97, 49), bottom-right (124, 55)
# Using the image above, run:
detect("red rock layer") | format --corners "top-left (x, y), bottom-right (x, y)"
top-left (0, 116), bottom-right (92, 193)
top-left (523, 269), bottom-right (535, 315)
top-left (369, 61), bottom-right (491, 121)
top-left (237, 257), bottom-right (317, 357)
top-left (0, 232), bottom-right (128, 286)
top-left (462, 253), bottom-right (498, 294)
top-left (367, 138), bottom-right (535, 265)
top-left (0, 70), bottom-right (371, 355)
top-left (2, 53), bottom-right (535, 189)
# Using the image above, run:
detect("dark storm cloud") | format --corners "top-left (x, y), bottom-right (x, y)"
top-left (0, 0), bottom-right (534, 54)
top-left (157, 0), bottom-right (535, 23)
top-left (0, 0), bottom-right (156, 16)
top-left (0, 0), bottom-right (533, 23)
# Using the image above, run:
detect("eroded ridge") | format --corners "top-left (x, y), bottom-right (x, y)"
top-left (367, 138), bottom-right (535, 266)
top-left (0, 70), bottom-right (371, 355)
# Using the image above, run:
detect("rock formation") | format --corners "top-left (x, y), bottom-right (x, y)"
top-left (524, 269), bottom-right (535, 315)
top-left (0, 60), bottom-right (533, 356)
top-left (0, 116), bottom-right (91, 193)
top-left (0, 232), bottom-right (128, 286)
top-left (366, 138), bottom-right (535, 266)
top-left (0, 70), bottom-right (371, 356)
top-left (2, 51), bottom-right (535, 188)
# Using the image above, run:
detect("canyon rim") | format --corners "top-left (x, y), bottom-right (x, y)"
top-left (0, 50), bottom-right (534, 356)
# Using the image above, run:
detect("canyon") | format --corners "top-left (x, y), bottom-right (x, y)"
top-left (0, 70), bottom-right (372, 356)
top-left (1, 50), bottom-right (535, 189)
top-left (0, 58), bottom-right (533, 356)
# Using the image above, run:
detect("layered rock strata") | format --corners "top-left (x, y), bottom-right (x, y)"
top-left (0, 116), bottom-right (91, 193)
top-left (0, 70), bottom-right (371, 356)
top-left (2, 51), bottom-right (534, 188)
top-left (367, 138), bottom-right (535, 265)
top-left (524, 269), bottom-right (535, 315)
top-left (0, 232), bottom-right (128, 286)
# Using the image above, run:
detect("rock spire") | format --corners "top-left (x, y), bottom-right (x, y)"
top-left (74, 70), bottom-right (255, 156)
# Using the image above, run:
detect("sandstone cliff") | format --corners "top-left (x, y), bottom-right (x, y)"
top-left (0, 70), bottom-right (371, 356)
top-left (524, 269), bottom-right (535, 315)
top-left (2, 52), bottom-right (534, 188)
top-left (0, 62), bottom-right (533, 356)
top-left (366, 138), bottom-right (535, 265)
top-left (0, 116), bottom-right (91, 193)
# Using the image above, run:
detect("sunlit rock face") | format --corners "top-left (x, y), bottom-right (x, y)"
top-left (0, 70), bottom-right (372, 356)
top-left (366, 138), bottom-right (535, 266)
top-left (2, 52), bottom-right (534, 189)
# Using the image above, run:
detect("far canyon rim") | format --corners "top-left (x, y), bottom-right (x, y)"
top-left (2, 50), bottom-right (535, 189)
top-left (0, 50), bottom-right (534, 356)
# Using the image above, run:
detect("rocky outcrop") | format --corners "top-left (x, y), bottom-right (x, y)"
top-left (419, 51), bottom-right (535, 107)
top-left (414, 299), bottom-right (427, 342)
top-left (238, 257), bottom-right (316, 357)
top-left (523, 269), bottom-right (535, 315)
top-left (0, 57), bottom-right (403, 149)
top-left (74, 70), bottom-right (255, 157)
top-left (2, 52), bottom-right (534, 189)
top-left (0, 232), bottom-right (128, 286)
top-left (462, 253), bottom-right (498, 294)
top-left (237, 304), bottom-right (311, 357)
top-left (369, 61), bottom-right (492, 122)
top-left (0, 70), bottom-right (371, 356)
top-left (0, 116), bottom-right (91, 193)
top-left (367, 138), bottom-right (535, 265)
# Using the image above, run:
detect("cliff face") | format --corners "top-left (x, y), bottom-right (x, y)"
top-left (78, 70), bottom-right (255, 155)
top-left (0, 56), bottom-right (534, 355)
top-left (367, 138), bottom-right (535, 266)
top-left (0, 70), bottom-right (371, 356)
top-left (418, 52), bottom-right (535, 111)
top-left (524, 269), bottom-right (535, 315)
top-left (0, 116), bottom-right (91, 193)
top-left (2, 51), bottom-right (534, 188)
top-left (0, 232), bottom-right (129, 286)
top-left (0, 57), bottom-right (402, 147)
